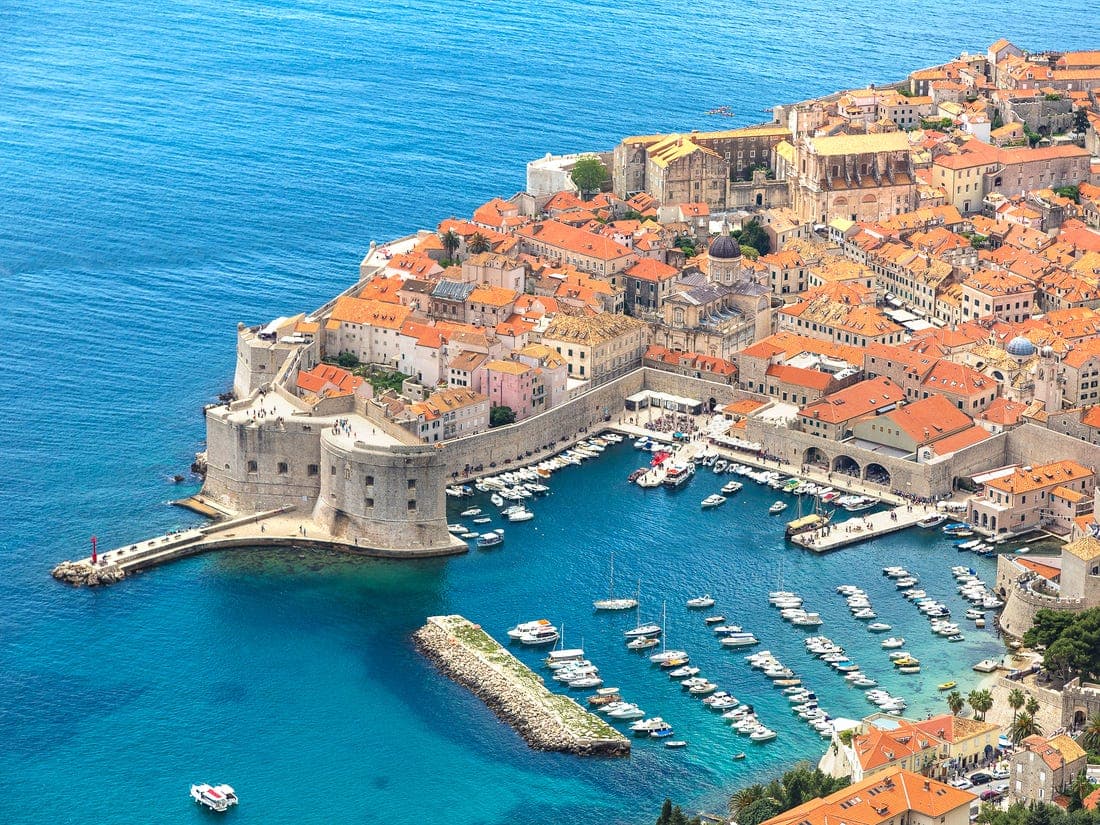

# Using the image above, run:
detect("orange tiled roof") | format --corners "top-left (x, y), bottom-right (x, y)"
top-left (516, 220), bottom-right (635, 261)
top-left (468, 285), bottom-right (518, 308)
top-left (625, 258), bottom-right (679, 282)
top-left (800, 377), bottom-right (903, 424)
top-left (765, 364), bottom-right (835, 391)
top-left (885, 394), bottom-right (974, 444)
top-left (986, 460), bottom-right (1093, 494)
top-left (330, 296), bottom-right (412, 330)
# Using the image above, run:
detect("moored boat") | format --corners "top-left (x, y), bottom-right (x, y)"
top-left (190, 784), bottom-right (238, 812)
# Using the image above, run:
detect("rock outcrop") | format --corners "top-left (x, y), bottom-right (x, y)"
top-left (51, 561), bottom-right (126, 587)
top-left (414, 615), bottom-right (629, 756)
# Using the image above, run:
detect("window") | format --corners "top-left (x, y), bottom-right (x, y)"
top-left (407, 479), bottom-right (416, 490)
top-left (308, 464), bottom-right (319, 476)
top-left (365, 475), bottom-right (375, 486)
top-left (277, 461), bottom-right (288, 475)
top-left (366, 497), bottom-right (374, 508)
top-left (247, 460), bottom-right (258, 473)
top-left (408, 499), bottom-right (417, 511)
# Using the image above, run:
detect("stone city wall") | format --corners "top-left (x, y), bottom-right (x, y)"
top-left (1004, 424), bottom-right (1100, 471)
top-left (998, 580), bottom-right (1088, 639)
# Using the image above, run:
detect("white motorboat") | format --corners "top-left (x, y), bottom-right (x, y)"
top-left (447, 523), bottom-right (466, 534)
top-left (881, 637), bottom-right (905, 648)
top-left (629, 717), bottom-right (669, 733)
top-left (688, 680), bottom-right (717, 695)
top-left (472, 516), bottom-right (491, 524)
top-left (608, 704), bottom-right (645, 720)
top-left (626, 636), bottom-right (660, 650)
top-left (476, 530), bottom-right (504, 549)
top-left (505, 507), bottom-right (534, 522)
top-left (649, 649), bottom-right (688, 664)
top-left (191, 784), bottom-right (238, 812)
top-left (507, 619), bottom-right (554, 639)
top-left (704, 615), bottom-right (725, 624)
top-left (519, 628), bottom-right (560, 645)
top-left (668, 665), bottom-right (699, 678)
top-left (866, 622), bottom-right (891, 632)
top-left (686, 595), bottom-right (716, 609)
top-left (460, 507), bottom-right (481, 517)
top-left (701, 494), bottom-right (727, 509)
top-left (852, 676), bottom-right (877, 688)
top-left (769, 501), bottom-right (788, 514)
top-left (749, 727), bottom-right (777, 742)
top-left (719, 633), bottom-right (760, 648)
top-left (917, 513), bottom-right (948, 528)
top-left (722, 481), bottom-right (743, 495)
top-left (712, 624), bottom-right (743, 635)
top-left (490, 493), bottom-right (504, 507)
top-left (568, 675), bottom-right (603, 688)
top-left (546, 648), bottom-right (586, 668)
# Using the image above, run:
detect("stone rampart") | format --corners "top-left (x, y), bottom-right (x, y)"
top-left (999, 579), bottom-right (1087, 639)
top-left (1005, 424), bottom-right (1100, 471)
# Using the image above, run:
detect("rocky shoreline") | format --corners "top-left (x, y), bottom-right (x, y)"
top-left (51, 560), bottom-right (126, 587)
top-left (414, 615), bottom-right (630, 757)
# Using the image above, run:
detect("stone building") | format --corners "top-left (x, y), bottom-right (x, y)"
top-left (786, 131), bottom-right (917, 225)
top-left (540, 313), bottom-right (649, 383)
top-left (1008, 735), bottom-right (1087, 805)
top-left (612, 125), bottom-right (791, 203)
top-left (969, 459), bottom-right (1095, 537)
top-left (651, 235), bottom-right (771, 359)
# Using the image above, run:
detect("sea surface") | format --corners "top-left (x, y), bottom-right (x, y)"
top-left (0, 1), bottom-right (1093, 822)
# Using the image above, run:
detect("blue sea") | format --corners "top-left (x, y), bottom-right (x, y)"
top-left (0, 1), bottom-right (1093, 822)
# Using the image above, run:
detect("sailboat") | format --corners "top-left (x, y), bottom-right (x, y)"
top-left (594, 553), bottom-right (638, 611)
top-left (650, 602), bottom-right (687, 664)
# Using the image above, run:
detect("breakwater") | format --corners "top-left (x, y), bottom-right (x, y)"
top-left (413, 615), bottom-right (630, 756)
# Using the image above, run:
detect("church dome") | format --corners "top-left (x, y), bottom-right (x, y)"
top-left (1006, 336), bottom-right (1036, 357)
top-left (709, 234), bottom-right (741, 260)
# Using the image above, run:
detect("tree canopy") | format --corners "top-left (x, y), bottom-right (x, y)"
top-left (976, 800), bottom-right (1100, 825)
top-left (1025, 608), bottom-right (1100, 681)
top-left (733, 219), bottom-right (771, 256)
top-left (570, 156), bottom-right (609, 197)
top-left (729, 764), bottom-right (849, 825)
top-left (490, 406), bottom-right (516, 428)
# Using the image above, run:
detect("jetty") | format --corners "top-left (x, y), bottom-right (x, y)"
top-left (413, 615), bottom-right (630, 756)
top-left (788, 505), bottom-right (933, 552)
top-left (51, 507), bottom-right (466, 587)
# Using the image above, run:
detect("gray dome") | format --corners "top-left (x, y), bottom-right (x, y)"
top-left (709, 234), bottom-right (741, 260)
top-left (1006, 336), bottom-right (1036, 357)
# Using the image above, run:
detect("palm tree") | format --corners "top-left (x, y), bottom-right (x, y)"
top-left (1079, 712), bottom-right (1100, 753)
top-left (1010, 711), bottom-right (1042, 743)
top-left (968, 689), bottom-right (993, 721)
top-left (441, 229), bottom-right (461, 260)
top-left (468, 232), bottom-right (491, 254)
top-left (1025, 696), bottom-right (1040, 717)
top-left (946, 690), bottom-right (965, 716)
top-left (1008, 688), bottom-right (1025, 724)
top-left (729, 784), bottom-right (769, 820)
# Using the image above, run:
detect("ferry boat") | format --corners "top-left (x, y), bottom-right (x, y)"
top-left (190, 784), bottom-right (238, 812)
top-left (519, 627), bottom-right (560, 645)
top-left (785, 513), bottom-right (829, 537)
top-left (663, 462), bottom-right (696, 488)
top-left (917, 513), bottom-right (948, 528)
top-left (507, 619), bottom-right (554, 639)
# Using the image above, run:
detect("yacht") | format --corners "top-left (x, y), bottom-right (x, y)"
top-left (649, 649), bottom-right (688, 664)
top-left (447, 523), bottom-right (466, 534)
top-left (607, 704), bottom-right (645, 720)
top-left (917, 513), bottom-right (948, 528)
top-left (190, 784), bottom-right (238, 812)
top-left (866, 622), bottom-right (891, 632)
top-left (668, 665), bottom-right (699, 679)
top-left (769, 501), bottom-right (788, 514)
top-left (624, 620), bottom-right (662, 638)
top-left (626, 636), bottom-right (660, 650)
top-left (663, 462), bottom-right (696, 488)
top-left (719, 633), bottom-right (760, 648)
top-left (686, 595), bottom-right (716, 609)
top-left (701, 494), bottom-right (727, 509)
top-left (546, 648), bottom-right (586, 668)
top-left (722, 480), bottom-right (744, 495)
top-left (507, 619), bottom-right (554, 639)
top-left (519, 627), bottom-right (560, 645)
top-left (505, 506), bottom-right (534, 522)
top-left (881, 637), bottom-right (905, 649)
top-left (629, 717), bottom-right (669, 733)
top-left (749, 727), bottom-right (777, 742)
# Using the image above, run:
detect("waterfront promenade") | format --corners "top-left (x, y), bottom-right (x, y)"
top-left (788, 506), bottom-right (935, 552)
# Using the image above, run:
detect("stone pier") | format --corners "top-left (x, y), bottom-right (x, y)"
top-left (413, 615), bottom-right (630, 756)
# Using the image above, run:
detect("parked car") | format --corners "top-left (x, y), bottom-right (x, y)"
top-left (950, 778), bottom-right (974, 790)
top-left (980, 789), bottom-right (1004, 802)
top-left (990, 769), bottom-right (1009, 780)
top-left (970, 772), bottom-right (993, 786)
top-left (992, 782), bottom-right (1009, 795)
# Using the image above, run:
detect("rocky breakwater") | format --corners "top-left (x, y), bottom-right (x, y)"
top-left (51, 560), bottom-right (126, 587)
top-left (414, 615), bottom-right (630, 756)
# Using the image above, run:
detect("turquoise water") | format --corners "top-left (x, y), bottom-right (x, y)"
top-left (0, 0), bottom-right (1093, 822)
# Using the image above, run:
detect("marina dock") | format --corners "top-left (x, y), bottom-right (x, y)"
top-left (414, 615), bottom-right (630, 756)
top-left (788, 505), bottom-right (934, 552)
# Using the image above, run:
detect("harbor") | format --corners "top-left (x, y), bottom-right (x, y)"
top-left (788, 506), bottom-right (936, 552)
top-left (413, 615), bottom-right (630, 756)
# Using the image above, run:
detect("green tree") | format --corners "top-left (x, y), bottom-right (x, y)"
top-left (1024, 609), bottom-right (1078, 649)
top-left (738, 219), bottom-right (772, 256)
top-left (730, 784), bottom-right (769, 820)
top-left (1026, 695), bottom-right (1041, 717)
top-left (740, 798), bottom-right (783, 825)
top-left (490, 406), bottom-right (516, 428)
top-left (441, 229), bottom-right (461, 260)
top-left (1073, 108), bottom-right (1090, 136)
top-left (947, 690), bottom-right (965, 716)
top-left (992, 109), bottom-right (1004, 130)
top-left (1010, 711), bottom-right (1042, 743)
top-left (1008, 688), bottom-right (1026, 724)
top-left (1080, 712), bottom-right (1100, 753)
top-left (336, 351), bottom-right (360, 369)
top-left (968, 688), bottom-right (993, 721)
top-left (570, 156), bottom-right (609, 198)
top-left (657, 798), bottom-right (674, 825)
top-left (1066, 771), bottom-right (1094, 812)
top-left (1055, 185), bottom-right (1080, 203)
top-left (740, 244), bottom-right (761, 260)
top-left (468, 232), bottom-right (492, 254)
